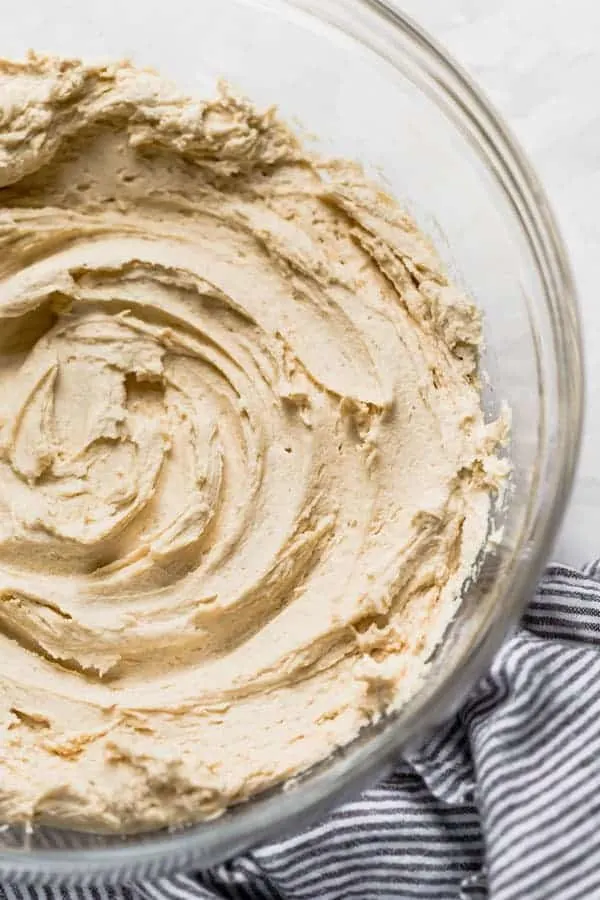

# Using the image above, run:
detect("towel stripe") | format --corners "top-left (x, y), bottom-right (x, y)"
top-left (5, 562), bottom-right (600, 898)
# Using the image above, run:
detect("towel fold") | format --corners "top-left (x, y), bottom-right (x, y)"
top-left (3, 561), bottom-right (600, 900)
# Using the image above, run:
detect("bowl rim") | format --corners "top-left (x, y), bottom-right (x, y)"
top-left (1, 0), bottom-right (584, 882)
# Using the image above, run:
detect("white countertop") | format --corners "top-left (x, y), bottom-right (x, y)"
top-left (399, 0), bottom-right (600, 567)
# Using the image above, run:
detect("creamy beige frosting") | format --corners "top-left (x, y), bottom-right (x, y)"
top-left (0, 55), bottom-right (506, 833)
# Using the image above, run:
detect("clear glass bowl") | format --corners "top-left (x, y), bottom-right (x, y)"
top-left (0, 0), bottom-right (583, 883)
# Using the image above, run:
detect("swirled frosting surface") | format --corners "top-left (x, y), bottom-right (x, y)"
top-left (0, 56), bottom-right (506, 832)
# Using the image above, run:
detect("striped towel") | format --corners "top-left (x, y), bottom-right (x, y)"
top-left (4, 561), bottom-right (600, 900)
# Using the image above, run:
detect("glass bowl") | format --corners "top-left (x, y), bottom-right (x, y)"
top-left (0, 0), bottom-right (583, 884)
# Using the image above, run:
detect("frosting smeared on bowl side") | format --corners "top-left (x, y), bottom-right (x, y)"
top-left (0, 55), bottom-right (507, 833)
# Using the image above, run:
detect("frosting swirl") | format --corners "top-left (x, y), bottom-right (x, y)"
top-left (0, 56), bottom-right (505, 832)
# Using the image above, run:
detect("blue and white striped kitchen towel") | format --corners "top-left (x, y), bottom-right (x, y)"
top-left (4, 560), bottom-right (600, 900)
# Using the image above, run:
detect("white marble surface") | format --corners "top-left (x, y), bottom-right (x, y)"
top-left (397, 0), bottom-right (600, 566)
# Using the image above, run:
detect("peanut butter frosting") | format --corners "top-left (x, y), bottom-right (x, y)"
top-left (0, 55), bottom-right (506, 833)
